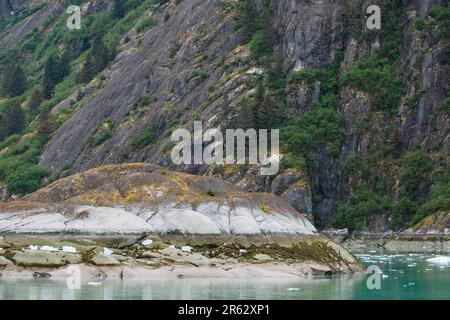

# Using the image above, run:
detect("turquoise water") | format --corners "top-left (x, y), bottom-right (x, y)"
top-left (0, 251), bottom-right (449, 300)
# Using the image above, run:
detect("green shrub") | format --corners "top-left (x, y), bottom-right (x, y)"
top-left (5, 165), bottom-right (49, 195)
top-left (131, 127), bottom-right (156, 150)
top-left (340, 56), bottom-right (403, 111)
top-left (136, 16), bottom-right (156, 33)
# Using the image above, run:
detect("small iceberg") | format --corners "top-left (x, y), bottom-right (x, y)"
top-left (40, 246), bottom-right (59, 252)
top-left (62, 246), bottom-right (77, 254)
top-left (142, 239), bottom-right (153, 246)
top-left (287, 288), bottom-right (301, 291)
top-left (88, 282), bottom-right (102, 286)
top-left (181, 246), bottom-right (192, 253)
top-left (426, 256), bottom-right (450, 265)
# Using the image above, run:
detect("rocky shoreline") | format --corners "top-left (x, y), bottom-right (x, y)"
top-left (0, 234), bottom-right (363, 280)
top-left (323, 230), bottom-right (450, 253)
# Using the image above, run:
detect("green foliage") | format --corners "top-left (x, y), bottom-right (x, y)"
top-left (441, 96), bottom-right (450, 114)
top-left (136, 16), bottom-right (156, 33)
top-left (332, 186), bottom-right (392, 231)
top-left (1, 64), bottom-right (27, 97)
top-left (428, 6), bottom-right (450, 40)
top-left (3, 102), bottom-right (26, 137)
top-left (0, 136), bottom-right (49, 195)
top-left (112, 0), bottom-right (126, 19)
top-left (188, 71), bottom-right (208, 82)
top-left (281, 107), bottom-right (345, 174)
top-left (249, 6), bottom-right (275, 62)
top-left (130, 127), bottom-right (156, 150)
top-left (340, 56), bottom-right (403, 111)
top-left (4, 165), bottom-right (49, 195)
top-left (399, 151), bottom-right (434, 198)
top-left (237, 0), bottom-right (257, 43)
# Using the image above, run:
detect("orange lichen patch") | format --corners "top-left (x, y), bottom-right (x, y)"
top-left (413, 211), bottom-right (449, 231)
top-left (292, 179), bottom-right (309, 189)
top-left (0, 201), bottom-right (50, 212)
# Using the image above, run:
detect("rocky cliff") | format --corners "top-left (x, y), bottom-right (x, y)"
top-left (0, 0), bottom-right (449, 232)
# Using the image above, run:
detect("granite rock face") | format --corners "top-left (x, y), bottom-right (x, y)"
top-left (0, 0), bottom-right (449, 231)
top-left (0, 163), bottom-right (316, 237)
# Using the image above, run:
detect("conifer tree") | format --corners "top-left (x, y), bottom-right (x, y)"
top-left (1, 64), bottom-right (27, 97)
top-left (43, 55), bottom-right (58, 99)
top-left (37, 106), bottom-right (53, 140)
top-left (28, 88), bottom-right (44, 112)
top-left (112, 0), bottom-right (125, 19)
top-left (5, 102), bottom-right (25, 135)
top-left (240, 0), bottom-right (257, 43)
top-left (79, 54), bottom-right (96, 83)
top-left (91, 38), bottom-right (110, 73)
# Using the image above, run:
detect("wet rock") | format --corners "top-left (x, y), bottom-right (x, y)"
top-left (90, 253), bottom-right (121, 266)
top-left (12, 250), bottom-right (82, 268)
top-left (33, 272), bottom-right (51, 278)
top-left (253, 254), bottom-right (273, 262)
top-left (0, 256), bottom-right (12, 267)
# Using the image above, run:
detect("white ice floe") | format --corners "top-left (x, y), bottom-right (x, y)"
top-left (426, 256), bottom-right (450, 265)
top-left (103, 248), bottom-right (113, 256)
top-left (88, 282), bottom-right (102, 286)
top-left (142, 239), bottom-right (153, 246)
top-left (40, 246), bottom-right (59, 252)
top-left (181, 246), bottom-right (192, 253)
top-left (287, 288), bottom-right (301, 291)
top-left (62, 246), bottom-right (77, 254)
top-left (29, 245), bottom-right (39, 251)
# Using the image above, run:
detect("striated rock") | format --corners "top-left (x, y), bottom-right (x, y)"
top-left (0, 164), bottom-right (317, 237)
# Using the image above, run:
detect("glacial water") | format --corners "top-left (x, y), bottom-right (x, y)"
top-left (0, 251), bottom-right (448, 300)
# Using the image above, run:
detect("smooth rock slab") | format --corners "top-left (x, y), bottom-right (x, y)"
top-left (90, 253), bottom-right (121, 266)
top-left (12, 250), bottom-right (82, 267)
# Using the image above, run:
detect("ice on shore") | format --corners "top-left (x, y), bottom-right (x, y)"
top-left (181, 246), bottom-right (192, 253)
top-left (426, 256), bottom-right (450, 265)
top-left (62, 246), bottom-right (77, 254)
top-left (29, 245), bottom-right (39, 251)
top-left (40, 246), bottom-right (59, 252)
top-left (103, 248), bottom-right (113, 256)
top-left (142, 239), bottom-right (153, 246)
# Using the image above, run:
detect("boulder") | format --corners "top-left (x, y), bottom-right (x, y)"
top-left (12, 250), bottom-right (82, 268)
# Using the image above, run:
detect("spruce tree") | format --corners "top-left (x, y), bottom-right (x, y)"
top-left (1, 64), bottom-right (27, 97)
top-left (79, 54), bottom-right (96, 83)
top-left (112, 0), bottom-right (125, 19)
top-left (43, 52), bottom-right (70, 99)
top-left (91, 38), bottom-right (110, 73)
top-left (29, 88), bottom-right (44, 112)
top-left (5, 102), bottom-right (25, 135)
top-left (240, 0), bottom-right (257, 43)
top-left (43, 55), bottom-right (57, 99)
top-left (37, 106), bottom-right (53, 140)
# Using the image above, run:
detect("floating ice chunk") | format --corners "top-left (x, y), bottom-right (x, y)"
top-left (426, 256), bottom-right (450, 265)
top-left (142, 239), bottom-right (153, 246)
top-left (287, 288), bottom-right (301, 291)
top-left (40, 246), bottom-right (59, 252)
top-left (407, 263), bottom-right (416, 267)
top-left (103, 248), bottom-right (113, 256)
top-left (88, 282), bottom-right (102, 286)
top-left (29, 245), bottom-right (39, 251)
top-left (62, 246), bottom-right (77, 254)
top-left (181, 246), bottom-right (192, 253)
top-left (382, 274), bottom-right (389, 279)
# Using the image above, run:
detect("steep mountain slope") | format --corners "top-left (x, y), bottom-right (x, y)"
top-left (0, 0), bottom-right (449, 232)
